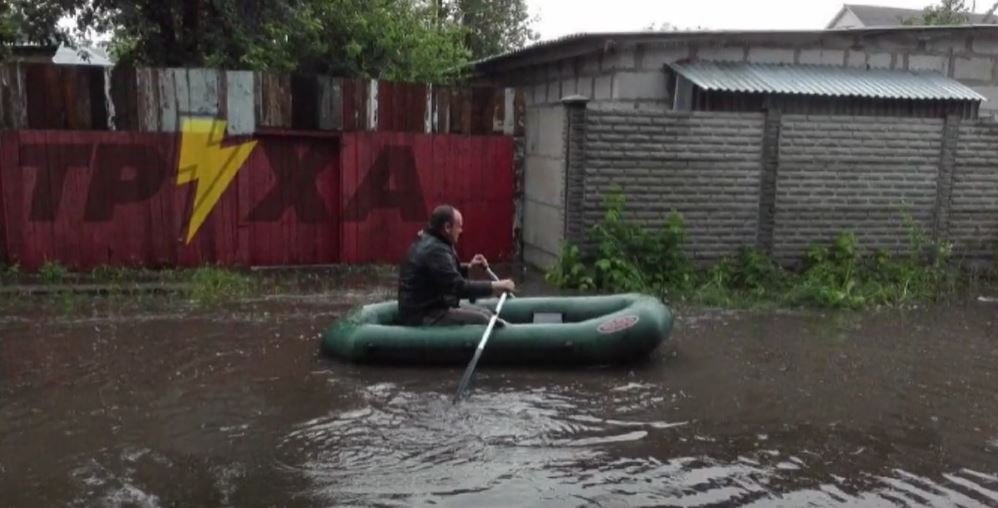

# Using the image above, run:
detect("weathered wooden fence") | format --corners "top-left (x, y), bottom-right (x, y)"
top-left (0, 63), bottom-right (525, 135)
top-left (0, 63), bottom-right (521, 270)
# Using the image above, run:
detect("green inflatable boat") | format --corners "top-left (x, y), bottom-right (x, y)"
top-left (321, 293), bottom-right (673, 366)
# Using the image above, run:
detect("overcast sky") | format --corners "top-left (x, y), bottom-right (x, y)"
top-left (527, 0), bottom-right (987, 40)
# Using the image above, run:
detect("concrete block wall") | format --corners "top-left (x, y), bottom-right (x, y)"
top-left (774, 116), bottom-right (945, 260)
top-left (552, 108), bottom-right (998, 267)
top-left (952, 123), bottom-right (998, 259)
top-left (582, 110), bottom-right (765, 261)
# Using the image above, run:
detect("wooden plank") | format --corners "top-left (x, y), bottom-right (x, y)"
top-left (225, 70), bottom-right (256, 135)
top-left (131, 68), bottom-right (154, 132)
top-left (187, 68), bottom-right (220, 117)
top-left (410, 84), bottom-right (427, 134)
top-left (256, 72), bottom-right (292, 128)
top-left (64, 67), bottom-right (92, 130)
top-left (291, 74), bottom-right (319, 130)
top-left (366, 79), bottom-right (379, 131)
top-left (171, 68), bottom-right (191, 126)
top-left (25, 64), bottom-right (63, 129)
top-left (434, 86), bottom-right (450, 134)
top-left (157, 68), bottom-right (179, 132)
top-left (378, 80), bottom-right (393, 132)
top-left (317, 76), bottom-right (343, 131)
top-left (0, 64), bottom-right (28, 129)
top-left (88, 67), bottom-right (108, 130)
top-left (0, 65), bottom-right (7, 129)
top-left (424, 84), bottom-right (433, 134)
top-left (468, 87), bottom-right (489, 135)
top-left (447, 88), bottom-right (461, 134)
top-left (461, 89), bottom-right (473, 135)
top-left (340, 79), bottom-right (356, 131)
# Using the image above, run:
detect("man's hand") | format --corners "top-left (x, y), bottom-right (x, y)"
top-left (491, 279), bottom-right (516, 295)
top-left (470, 254), bottom-right (489, 269)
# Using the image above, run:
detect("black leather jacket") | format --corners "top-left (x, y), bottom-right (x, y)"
top-left (397, 229), bottom-right (493, 325)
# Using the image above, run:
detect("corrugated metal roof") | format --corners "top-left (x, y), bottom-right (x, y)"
top-left (668, 61), bottom-right (986, 101)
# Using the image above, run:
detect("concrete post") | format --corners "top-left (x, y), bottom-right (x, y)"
top-left (562, 94), bottom-right (590, 247)
top-left (757, 108), bottom-right (782, 254)
top-left (934, 113), bottom-right (961, 243)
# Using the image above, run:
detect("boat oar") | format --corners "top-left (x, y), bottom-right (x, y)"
top-left (485, 266), bottom-right (514, 298)
top-left (452, 265), bottom-right (511, 404)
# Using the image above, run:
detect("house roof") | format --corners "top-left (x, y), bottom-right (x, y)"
top-left (827, 4), bottom-right (998, 28)
top-left (51, 45), bottom-right (113, 66)
top-left (669, 60), bottom-right (986, 101)
top-left (473, 25), bottom-right (998, 73)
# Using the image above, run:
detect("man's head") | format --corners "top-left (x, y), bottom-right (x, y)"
top-left (428, 204), bottom-right (463, 244)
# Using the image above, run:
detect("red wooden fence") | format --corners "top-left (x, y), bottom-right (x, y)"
top-left (0, 130), bottom-right (513, 270)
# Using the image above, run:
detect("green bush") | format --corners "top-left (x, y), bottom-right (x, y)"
top-left (546, 191), bottom-right (967, 310)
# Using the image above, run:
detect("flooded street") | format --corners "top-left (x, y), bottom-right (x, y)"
top-left (2, 276), bottom-right (998, 507)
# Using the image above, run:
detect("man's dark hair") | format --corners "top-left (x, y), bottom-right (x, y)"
top-left (428, 204), bottom-right (457, 232)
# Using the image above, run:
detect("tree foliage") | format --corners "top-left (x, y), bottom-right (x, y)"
top-left (904, 0), bottom-right (998, 25)
top-left (0, 0), bottom-right (539, 80)
top-left (444, 0), bottom-right (539, 60)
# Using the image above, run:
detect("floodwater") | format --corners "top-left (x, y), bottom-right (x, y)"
top-left (1, 274), bottom-right (997, 507)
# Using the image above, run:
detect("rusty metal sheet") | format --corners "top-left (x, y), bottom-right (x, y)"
top-left (157, 68), bottom-right (179, 132)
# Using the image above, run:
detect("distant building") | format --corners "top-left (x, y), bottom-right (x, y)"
top-left (827, 3), bottom-right (997, 28)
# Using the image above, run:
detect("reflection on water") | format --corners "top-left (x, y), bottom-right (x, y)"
top-left (0, 289), bottom-right (997, 507)
top-left (275, 378), bottom-right (998, 508)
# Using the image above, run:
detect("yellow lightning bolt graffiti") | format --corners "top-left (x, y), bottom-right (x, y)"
top-left (177, 117), bottom-right (258, 244)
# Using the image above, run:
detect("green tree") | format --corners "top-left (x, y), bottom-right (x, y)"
top-left (7, 0), bottom-right (469, 81)
top-left (0, 0), bottom-right (74, 61)
top-left (904, 0), bottom-right (998, 25)
top-left (446, 0), bottom-right (539, 60)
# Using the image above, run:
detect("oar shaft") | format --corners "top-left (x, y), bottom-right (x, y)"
top-left (452, 291), bottom-right (508, 404)
top-left (486, 266), bottom-right (514, 298)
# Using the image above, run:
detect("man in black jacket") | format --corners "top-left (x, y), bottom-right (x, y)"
top-left (397, 204), bottom-right (516, 326)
